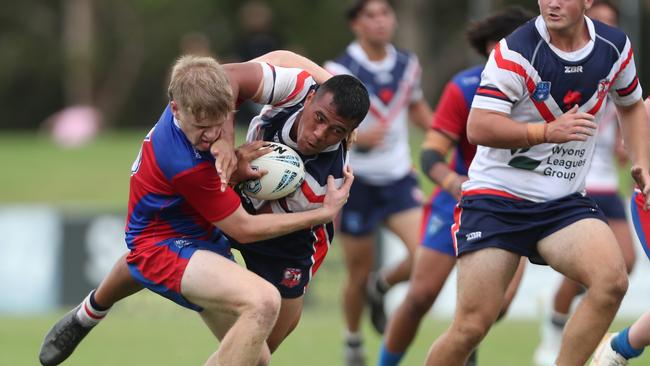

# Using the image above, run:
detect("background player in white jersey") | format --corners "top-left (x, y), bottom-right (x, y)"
top-left (38, 51), bottom-right (366, 365)
top-left (425, 0), bottom-right (650, 365)
top-left (590, 99), bottom-right (650, 366)
top-left (324, 1), bottom-right (432, 363)
top-left (533, 2), bottom-right (637, 364)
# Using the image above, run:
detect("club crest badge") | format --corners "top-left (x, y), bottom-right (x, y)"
top-left (532, 81), bottom-right (551, 102)
top-left (597, 79), bottom-right (610, 100)
top-left (280, 268), bottom-right (302, 288)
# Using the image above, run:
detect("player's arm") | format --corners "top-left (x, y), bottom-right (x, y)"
top-left (420, 129), bottom-right (465, 199)
top-left (252, 50), bottom-right (332, 84)
top-left (409, 100), bottom-right (434, 130)
top-left (216, 166), bottom-right (354, 243)
top-left (467, 106), bottom-right (597, 148)
top-left (617, 98), bottom-right (650, 207)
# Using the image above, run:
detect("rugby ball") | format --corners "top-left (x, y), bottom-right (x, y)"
top-left (243, 142), bottom-right (305, 200)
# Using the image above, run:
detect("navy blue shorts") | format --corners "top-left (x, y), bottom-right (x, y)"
top-left (230, 224), bottom-right (332, 298)
top-left (588, 192), bottom-right (626, 220)
top-left (453, 191), bottom-right (607, 265)
top-left (339, 173), bottom-right (422, 236)
top-left (421, 189), bottom-right (457, 257)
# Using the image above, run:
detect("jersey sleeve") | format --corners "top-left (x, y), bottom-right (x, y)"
top-left (608, 38), bottom-right (642, 106)
top-left (256, 62), bottom-right (317, 108)
top-left (172, 163), bottom-right (241, 223)
top-left (408, 54), bottom-right (424, 103)
top-left (471, 40), bottom-right (525, 115)
top-left (431, 81), bottom-right (469, 139)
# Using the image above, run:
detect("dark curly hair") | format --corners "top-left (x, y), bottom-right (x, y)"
top-left (466, 6), bottom-right (535, 58)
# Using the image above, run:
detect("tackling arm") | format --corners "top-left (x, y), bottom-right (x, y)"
top-left (252, 50), bottom-right (332, 84)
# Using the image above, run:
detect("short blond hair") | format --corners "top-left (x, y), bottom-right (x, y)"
top-left (168, 55), bottom-right (233, 121)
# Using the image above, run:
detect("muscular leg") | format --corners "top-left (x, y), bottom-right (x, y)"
top-left (182, 250), bottom-right (281, 366)
top-left (500, 257), bottom-right (526, 318)
top-left (382, 207), bottom-right (423, 285)
top-left (340, 232), bottom-right (375, 333)
top-left (553, 218), bottom-right (635, 315)
top-left (537, 219), bottom-right (628, 366)
top-left (383, 247), bottom-right (455, 353)
top-left (94, 253), bottom-right (143, 307)
top-left (425, 248), bottom-right (520, 366)
top-left (267, 296), bottom-right (304, 352)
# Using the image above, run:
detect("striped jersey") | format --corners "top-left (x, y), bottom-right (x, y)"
top-left (465, 16), bottom-right (641, 202)
top-left (324, 42), bottom-right (423, 184)
top-left (241, 63), bottom-right (349, 256)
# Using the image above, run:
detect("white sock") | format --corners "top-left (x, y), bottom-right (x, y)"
top-left (75, 291), bottom-right (110, 328)
top-left (345, 331), bottom-right (363, 347)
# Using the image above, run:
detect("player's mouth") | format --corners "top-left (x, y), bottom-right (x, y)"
top-left (547, 12), bottom-right (562, 21)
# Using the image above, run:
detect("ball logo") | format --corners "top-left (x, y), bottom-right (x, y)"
top-left (243, 142), bottom-right (305, 200)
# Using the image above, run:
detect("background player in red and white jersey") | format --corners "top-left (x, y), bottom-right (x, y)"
top-left (377, 8), bottom-right (534, 366)
top-left (38, 53), bottom-right (358, 366)
top-left (425, 0), bottom-right (650, 365)
top-left (589, 97), bottom-right (650, 366)
top-left (534, 3), bottom-right (637, 364)
top-left (324, 1), bottom-right (433, 363)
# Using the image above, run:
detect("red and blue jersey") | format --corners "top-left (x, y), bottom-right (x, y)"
top-left (125, 106), bottom-right (241, 250)
top-left (427, 65), bottom-right (481, 209)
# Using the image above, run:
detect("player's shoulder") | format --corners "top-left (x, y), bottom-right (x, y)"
top-left (149, 106), bottom-right (213, 180)
top-left (503, 17), bottom-right (541, 59)
top-left (591, 19), bottom-right (627, 54)
top-left (451, 65), bottom-right (484, 89)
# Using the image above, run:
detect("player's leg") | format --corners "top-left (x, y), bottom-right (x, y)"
top-left (340, 232), bottom-right (376, 365)
top-left (425, 248), bottom-right (521, 366)
top-left (266, 296), bottom-right (304, 352)
top-left (379, 246), bottom-right (455, 365)
top-left (182, 249), bottom-right (281, 366)
top-left (537, 218), bottom-right (628, 366)
top-left (382, 206), bottom-right (423, 286)
top-left (368, 174), bottom-right (423, 334)
top-left (39, 253), bottom-right (143, 366)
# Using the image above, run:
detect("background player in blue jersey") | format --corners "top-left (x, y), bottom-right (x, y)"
top-left (533, 2), bottom-right (637, 365)
top-left (38, 54), bottom-right (355, 366)
top-left (589, 98), bottom-right (650, 366)
top-left (324, 1), bottom-right (433, 364)
top-left (377, 7), bottom-right (534, 366)
top-left (425, 0), bottom-right (650, 365)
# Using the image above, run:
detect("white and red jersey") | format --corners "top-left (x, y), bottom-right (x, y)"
top-left (324, 42), bottom-right (423, 184)
top-left (246, 62), bottom-right (349, 215)
top-left (585, 101), bottom-right (620, 193)
top-left (465, 16), bottom-right (641, 202)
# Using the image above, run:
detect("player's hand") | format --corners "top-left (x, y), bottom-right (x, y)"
top-left (355, 124), bottom-right (388, 150)
top-left (230, 141), bottom-right (272, 184)
top-left (631, 165), bottom-right (650, 210)
top-left (322, 165), bottom-right (354, 218)
top-left (210, 138), bottom-right (237, 192)
top-left (545, 105), bottom-right (597, 143)
top-left (449, 175), bottom-right (469, 200)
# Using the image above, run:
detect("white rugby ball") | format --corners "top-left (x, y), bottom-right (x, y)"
top-left (243, 142), bottom-right (305, 200)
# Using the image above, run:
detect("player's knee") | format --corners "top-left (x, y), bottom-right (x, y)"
top-left (246, 284), bottom-right (281, 328)
top-left (405, 288), bottom-right (437, 316)
top-left (453, 318), bottom-right (490, 347)
top-left (590, 267), bottom-right (628, 305)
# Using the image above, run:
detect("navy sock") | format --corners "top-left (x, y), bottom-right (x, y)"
top-left (611, 327), bottom-right (644, 359)
top-left (377, 343), bottom-right (404, 366)
top-left (89, 290), bottom-right (111, 311)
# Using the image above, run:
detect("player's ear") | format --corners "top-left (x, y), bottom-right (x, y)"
top-left (305, 89), bottom-right (316, 105)
top-left (170, 100), bottom-right (178, 114)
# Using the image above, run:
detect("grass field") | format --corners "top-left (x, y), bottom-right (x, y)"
top-left (0, 128), bottom-right (645, 365)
